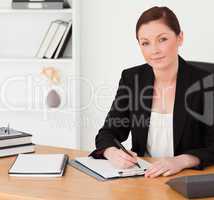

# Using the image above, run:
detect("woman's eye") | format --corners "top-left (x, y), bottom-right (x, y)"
top-left (159, 37), bottom-right (167, 42)
top-left (141, 42), bottom-right (149, 46)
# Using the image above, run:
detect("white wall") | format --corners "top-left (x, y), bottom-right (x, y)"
top-left (79, 0), bottom-right (214, 151)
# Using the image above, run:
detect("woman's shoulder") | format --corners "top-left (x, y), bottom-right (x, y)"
top-left (186, 61), bottom-right (213, 80)
top-left (121, 63), bottom-right (152, 78)
top-left (120, 63), bottom-right (152, 85)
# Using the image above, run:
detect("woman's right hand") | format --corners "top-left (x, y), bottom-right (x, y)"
top-left (103, 146), bottom-right (138, 169)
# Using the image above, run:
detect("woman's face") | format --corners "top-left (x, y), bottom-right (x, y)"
top-left (137, 20), bottom-right (183, 70)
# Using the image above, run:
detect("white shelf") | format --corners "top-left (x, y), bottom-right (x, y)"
top-left (0, 57), bottom-right (73, 64)
top-left (0, 8), bottom-right (72, 14)
top-left (0, 0), bottom-right (80, 149)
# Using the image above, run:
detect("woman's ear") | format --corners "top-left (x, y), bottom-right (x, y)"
top-left (177, 31), bottom-right (184, 47)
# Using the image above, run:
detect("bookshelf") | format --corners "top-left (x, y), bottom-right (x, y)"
top-left (0, 58), bottom-right (73, 63)
top-left (0, 8), bottom-right (73, 13)
top-left (0, 0), bottom-right (80, 149)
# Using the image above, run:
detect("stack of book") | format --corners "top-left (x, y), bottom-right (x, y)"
top-left (36, 19), bottom-right (72, 59)
top-left (0, 127), bottom-right (35, 157)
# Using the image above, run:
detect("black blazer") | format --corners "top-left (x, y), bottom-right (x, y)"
top-left (92, 56), bottom-right (214, 169)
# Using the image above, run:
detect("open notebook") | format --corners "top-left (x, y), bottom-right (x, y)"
top-left (72, 157), bottom-right (151, 180)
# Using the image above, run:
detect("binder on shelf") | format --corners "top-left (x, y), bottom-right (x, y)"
top-left (8, 154), bottom-right (69, 177)
top-left (69, 156), bottom-right (151, 181)
top-left (12, 0), bottom-right (69, 10)
top-left (54, 20), bottom-right (72, 58)
top-left (36, 19), bottom-right (72, 59)
top-left (44, 21), bottom-right (67, 58)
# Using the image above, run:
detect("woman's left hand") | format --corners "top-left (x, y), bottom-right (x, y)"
top-left (144, 155), bottom-right (190, 178)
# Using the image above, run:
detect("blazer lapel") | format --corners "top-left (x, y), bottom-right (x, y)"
top-left (140, 66), bottom-right (155, 115)
top-left (173, 56), bottom-right (191, 154)
top-left (137, 65), bottom-right (154, 154)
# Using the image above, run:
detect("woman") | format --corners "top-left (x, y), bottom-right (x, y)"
top-left (90, 6), bottom-right (214, 178)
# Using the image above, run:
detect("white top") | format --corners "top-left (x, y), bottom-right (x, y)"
top-left (146, 112), bottom-right (174, 157)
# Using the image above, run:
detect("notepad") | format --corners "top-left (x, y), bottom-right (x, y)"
top-left (74, 157), bottom-right (151, 179)
top-left (8, 154), bottom-right (68, 177)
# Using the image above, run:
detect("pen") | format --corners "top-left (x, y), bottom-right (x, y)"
top-left (113, 138), bottom-right (141, 168)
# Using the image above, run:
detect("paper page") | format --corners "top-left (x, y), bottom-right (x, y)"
top-left (119, 159), bottom-right (151, 177)
top-left (9, 154), bottom-right (65, 174)
top-left (75, 157), bottom-right (151, 179)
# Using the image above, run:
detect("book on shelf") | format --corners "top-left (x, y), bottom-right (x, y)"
top-left (0, 126), bottom-right (34, 157)
top-left (8, 154), bottom-right (69, 177)
top-left (12, 0), bottom-right (69, 10)
top-left (36, 19), bottom-right (72, 59)
top-left (36, 20), bottom-right (61, 58)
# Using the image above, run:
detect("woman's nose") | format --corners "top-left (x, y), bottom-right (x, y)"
top-left (150, 43), bottom-right (161, 55)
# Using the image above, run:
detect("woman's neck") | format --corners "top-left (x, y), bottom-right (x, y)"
top-left (153, 58), bottom-right (179, 87)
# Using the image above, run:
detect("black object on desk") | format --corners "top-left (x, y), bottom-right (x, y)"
top-left (113, 138), bottom-right (141, 168)
top-left (166, 174), bottom-right (214, 198)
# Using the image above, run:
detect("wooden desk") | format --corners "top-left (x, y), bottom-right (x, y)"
top-left (1, 145), bottom-right (214, 200)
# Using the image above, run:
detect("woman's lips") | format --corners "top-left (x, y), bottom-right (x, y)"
top-left (150, 56), bottom-right (165, 62)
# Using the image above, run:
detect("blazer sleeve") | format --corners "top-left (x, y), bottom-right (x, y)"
top-left (90, 70), bottom-right (131, 158)
top-left (183, 123), bottom-right (214, 169)
top-left (183, 86), bottom-right (214, 169)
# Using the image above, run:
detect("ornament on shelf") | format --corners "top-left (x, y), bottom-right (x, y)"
top-left (41, 67), bottom-right (60, 84)
top-left (41, 67), bottom-right (61, 108)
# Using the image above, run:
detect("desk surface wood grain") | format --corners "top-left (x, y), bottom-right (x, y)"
top-left (0, 145), bottom-right (214, 200)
